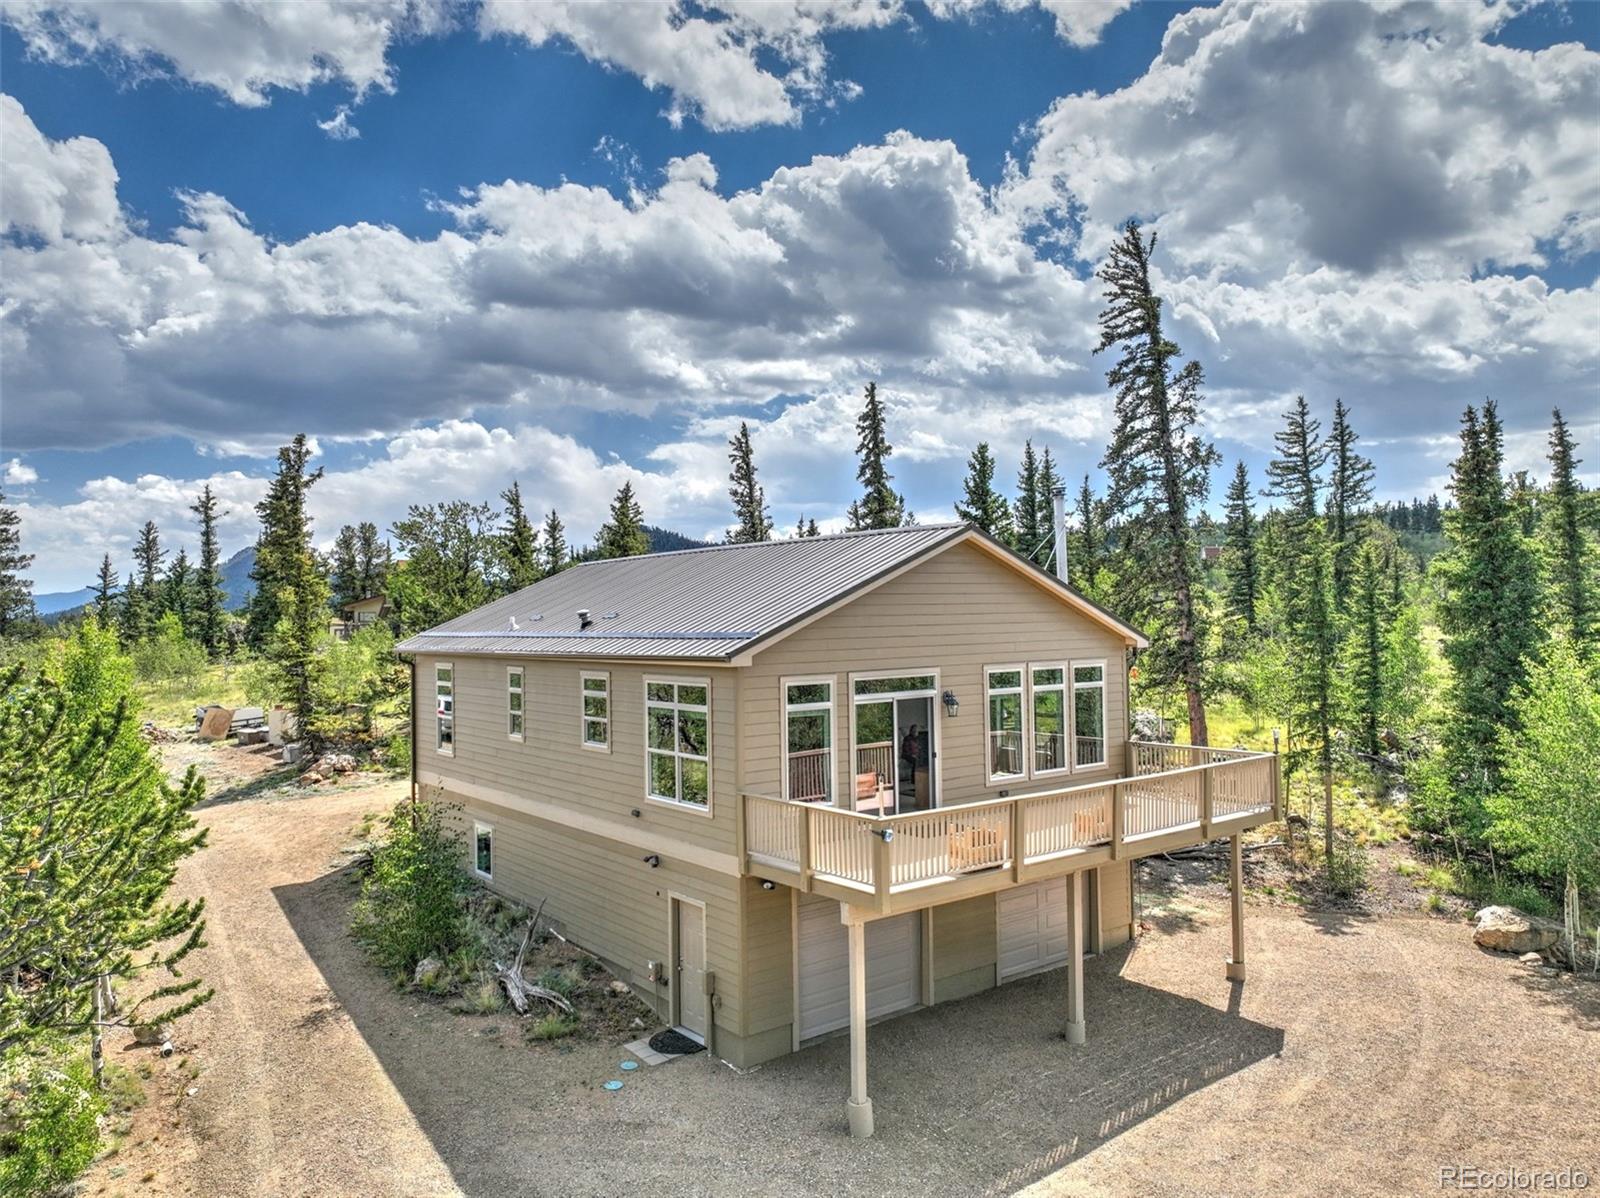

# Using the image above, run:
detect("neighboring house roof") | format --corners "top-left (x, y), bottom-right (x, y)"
top-left (396, 523), bottom-right (1148, 662)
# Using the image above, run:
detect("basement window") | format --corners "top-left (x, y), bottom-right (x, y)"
top-left (473, 822), bottom-right (493, 879)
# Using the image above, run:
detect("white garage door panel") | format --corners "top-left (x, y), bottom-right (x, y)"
top-left (998, 877), bottom-right (1071, 982)
top-left (796, 897), bottom-right (921, 1040)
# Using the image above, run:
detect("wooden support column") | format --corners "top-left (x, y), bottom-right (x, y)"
top-left (1226, 833), bottom-right (1246, 982)
top-left (845, 913), bottom-right (875, 1138)
top-left (1064, 870), bottom-right (1086, 1045)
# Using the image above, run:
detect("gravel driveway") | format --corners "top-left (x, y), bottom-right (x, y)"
top-left (90, 766), bottom-right (1599, 1198)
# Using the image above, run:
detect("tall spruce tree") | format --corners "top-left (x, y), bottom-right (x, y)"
top-left (540, 510), bottom-right (568, 575)
top-left (1436, 402), bottom-right (1542, 794)
top-left (329, 525), bottom-right (363, 608)
top-left (245, 435), bottom-right (323, 651)
top-left (1072, 476), bottom-right (1104, 595)
top-left (1095, 221), bottom-right (1220, 745)
top-left (1014, 442), bottom-right (1044, 559)
top-left (93, 554), bottom-right (119, 628)
top-left (596, 483), bottom-right (650, 559)
top-left (1327, 399), bottom-right (1375, 612)
top-left (163, 548), bottom-right (194, 636)
top-left (846, 382), bottom-right (906, 530)
top-left (189, 485), bottom-right (227, 657)
top-left (1543, 408), bottom-right (1594, 649)
top-left (0, 487), bottom-right (36, 636)
top-left (1346, 543), bottom-right (1386, 756)
top-left (122, 521), bottom-right (165, 643)
top-left (1035, 447), bottom-right (1062, 568)
top-left (795, 516), bottom-right (820, 538)
top-left (727, 422), bottom-right (773, 543)
top-left (954, 443), bottom-right (1014, 543)
top-left (1266, 396), bottom-right (1341, 858)
top-left (1222, 461), bottom-right (1259, 631)
top-left (499, 481), bottom-right (542, 591)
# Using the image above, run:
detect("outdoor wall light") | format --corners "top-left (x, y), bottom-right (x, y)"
top-left (760, 880), bottom-right (776, 891)
top-left (643, 854), bottom-right (661, 868)
top-left (942, 689), bottom-right (959, 717)
top-left (873, 827), bottom-right (895, 843)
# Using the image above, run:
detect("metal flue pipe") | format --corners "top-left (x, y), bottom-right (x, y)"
top-left (1051, 486), bottom-right (1069, 585)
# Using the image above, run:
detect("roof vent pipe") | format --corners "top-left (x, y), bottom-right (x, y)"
top-left (577, 608), bottom-right (593, 630)
top-left (1051, 486), bottom-right (1069, 585)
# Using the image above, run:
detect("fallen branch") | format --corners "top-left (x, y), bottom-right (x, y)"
top-left (1160, 839), bottom-right (1284, 863)
top-left (494, 906), bottom-right (574, 1016)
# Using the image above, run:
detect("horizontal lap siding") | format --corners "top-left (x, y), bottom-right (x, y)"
top-left (433, 789), bottom-right (746, 1030)
top-left (740, 540), bottom-right (1130, 804)
top-left (931, 893), bottom-right (997, 983)
top-left (1099, 860), bottom-right (1133, 948)
top-left (416, 655), bottom-right (739, 859)
top-left (739, 879), bottom-right (795, 1038)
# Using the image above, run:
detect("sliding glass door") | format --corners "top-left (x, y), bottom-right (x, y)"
top-left (852, 674), bottom-right (938, 815)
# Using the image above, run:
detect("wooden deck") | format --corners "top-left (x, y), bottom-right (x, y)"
top-left (740, 741), bottom-right (1280, 915)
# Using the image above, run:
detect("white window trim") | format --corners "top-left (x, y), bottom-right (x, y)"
top-left (846, 668), bottom-right (942, 812)
top-left (643, 675), bottom-right (713, 817)
top-left (506, 664), bottom-right (525, 743)
top-left (984, 664), bottom-right (1028, 786)
top-left (1028, 661), bottom-right (1072, 779)
top-left (580, 670), bottom-right (611, 753)
top-left (1070, 658), bottom-right (1109, 773)
top-left (780, 675), bottom-right (837, 805)
top-left (434, 661), bottom-right (455, 757)
top-left (472, 820), bottom-right (493, 880)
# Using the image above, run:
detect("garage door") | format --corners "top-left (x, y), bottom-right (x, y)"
top-left (796, 896), bottom-right (921, 1040)
top-left (997, 877), bottom-right (1072, 982)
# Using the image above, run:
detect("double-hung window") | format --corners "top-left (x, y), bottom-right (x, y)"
top-left (645, 679), bottom-right (710, 812)
top-left (984, 667), bottom-right (1026, 782)
top-left (1072, 662), bottom-right (1107, 768)
top-left (507, 666), bottom-right (525, 741)
top-left (1030, 665), bottom-right (1068, 776)
top-left (581, 672), bottom-right (609, 750)
top-left (783, 679), bottom-right (834, 803)
top-left (435, 663), bottom-right (454, 755)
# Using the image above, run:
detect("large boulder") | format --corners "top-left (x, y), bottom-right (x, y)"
top-left (1473, 906), bottom-right (1560, 954)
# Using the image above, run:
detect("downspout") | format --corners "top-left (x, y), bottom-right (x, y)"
top-left (1052, 486), bottom-right (1069, 585)
top-left (408, 657), bottom-right (418, 806)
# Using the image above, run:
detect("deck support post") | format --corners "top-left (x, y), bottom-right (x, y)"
top-left (1226, 833), bottom-right (1246, 982)
top-left (1064, 870), bottom-right (1086, 1045)
top-left (845, 914), bottom-right (874, 1138)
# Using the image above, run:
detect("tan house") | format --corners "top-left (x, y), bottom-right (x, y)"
top-left (397, 524), bottom-right (1278, 1137)
top-left (331, 593), bottom-right (391, 640)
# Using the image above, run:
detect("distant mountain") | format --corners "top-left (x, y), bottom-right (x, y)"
top-left (644, 525), bottom-right (713, 553)
top-left (37, 544), bottom-right (257, 623)
top-left (35, 586), bottom-right (97, 616)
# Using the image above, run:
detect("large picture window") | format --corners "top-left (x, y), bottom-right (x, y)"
top-left (435, 662), bottom-right (454, 755)
top-left (646, 679), bottom-right (710, 812)
top-left (1072, 662), bottom-right (1107, 768)
top-left (507, 666), bottom-right (525, 741)
top-left (581, 672), bottom-right (609, 750)
top-left (985, 666), bottom-right (1026, 781)
top-left (783, 679), bottom-right (833, 803)
top-left (1031, 665), bottom-right (1068, 776)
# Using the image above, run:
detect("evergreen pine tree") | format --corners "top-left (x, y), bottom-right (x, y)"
top-left (0, 487), bottom-right (36, 636)
top-left (1072, 476), bottom-right (1104, 595)
top-left (1346, 543), bottom-right (1386, 756)
top-left (93, 554), bottom-right (119, 628)
top-left (245, 435), bottom-right (323, 651)
top-left (499, 481), bottom-right (542, 591)
top-left (1326, 399), bottom-right (1375, 613)
top-left (1095, 221), bottom-right (1220, 745)
top-left (122, 521), bottom-right (165, 643)
top-left (540, 510), bottom-right (568, 575)
top-left (596, 483), bottom-right (650, 559)
top-left (727, 422), bottom-right (773, 543)
top-left (846, 383), bottom-right (905, 530)
top-left (1543, 408), bottom-right (1594, 648)
top-left (329, 525), bottom-right (363, 608)
top-left (189, 485), bottom-right (227, 657)
top-left (1222, 461), bottom-right (1259, 631)
top-left (1033, 447), bottom-right (1062, 569)
top-left (954, 443), bottom-right (1014, 543)
top-left (1436, 402), bottom-right (1542, 794)
top-left (1266, 396), bottom-right (1341, 858)
top-left (1014, 441), bottom-right (1043, 560)
top-left (796, 517), bottom-right (820, 538)
top-left (388, 502), bottom-right (496, 636)
top-left (163, 548), bottom-right (194, 636)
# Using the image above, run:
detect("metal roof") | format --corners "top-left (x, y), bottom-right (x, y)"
top-left (396, 522), bottom-right (1146, 661)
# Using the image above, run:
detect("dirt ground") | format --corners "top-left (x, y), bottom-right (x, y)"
top-left (84, 742), bottom-right (1600, 1198)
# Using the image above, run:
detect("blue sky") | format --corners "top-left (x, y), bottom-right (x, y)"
top-left (2, 0), bottom-right (1597, 592)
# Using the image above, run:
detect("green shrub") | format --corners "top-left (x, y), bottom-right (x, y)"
top-left (379, 732), bottom-right (412, 774)
top-left (352, 801), bottom-right (467, 973)
top-left (527, 1014), bottom-right (579, 1042)
top-left (1325, 838), bottom-right (1369, 899)
top-left (129, 614), bottom-right (209, 696)
top-left (0, 1045), bottom-right (106, 1197)
top-left (455, 980), bottom-right (505, 1015)
top-left (1423, 892), bottom-right (1444, 914)
top-left (536, 967), bottom-right (580, 999)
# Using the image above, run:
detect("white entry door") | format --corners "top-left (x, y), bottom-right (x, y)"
top-left (674, 898), bottom-right (708, 1042)
top-left (795, 896), bottom-right (921, 1040)
top-left (997, 877), bottom-right (1073, 982)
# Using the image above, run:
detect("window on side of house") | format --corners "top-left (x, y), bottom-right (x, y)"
top-left (783, 678), bottom-right (833, 803)
top-left (645, 678), bottom-right (711, 812)
top-left (507, 666), bottom-right (525, 741)
top-left (1030, 664), bottom-right (1069, 776)
top-left (1072, 661), bottom-right (1107, 769)
top-left (473, 821), bottom-right (493, 879)
top-left (435, 662), bottom-right (454, 755)
top-left (581, 671), bottom-right (609, 750)
top-left (985, 666), bottom-right (1026, 782)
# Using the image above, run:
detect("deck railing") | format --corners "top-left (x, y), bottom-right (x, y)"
top-left (786, 748), bottom-right (831, 803)
top-left (742, 741), bottom-right (1278, 908)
